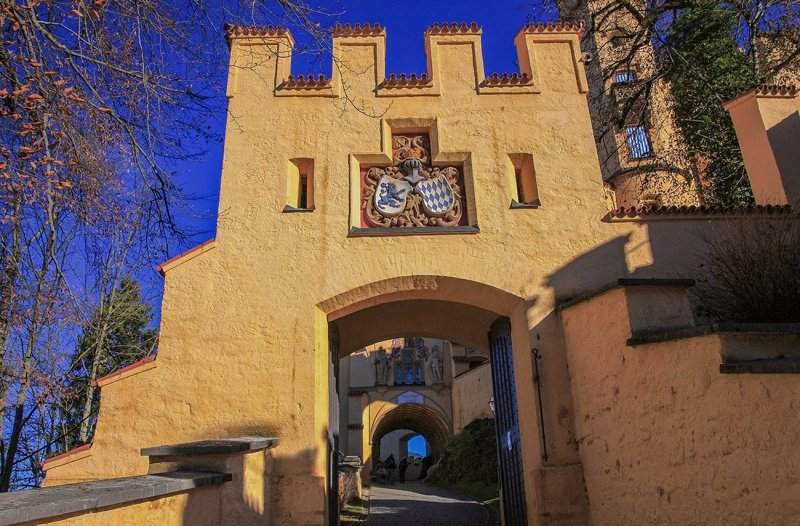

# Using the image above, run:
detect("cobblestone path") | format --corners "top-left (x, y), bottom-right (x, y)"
top-left (364, 482), bottom-right (488, 526)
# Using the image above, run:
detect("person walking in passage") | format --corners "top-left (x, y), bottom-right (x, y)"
top-left (419, 455), bottom-right (432, 480)
top-left (385, 454), bottom-right (397, 485)
top-left (398, 457), bottom-right (408, 483)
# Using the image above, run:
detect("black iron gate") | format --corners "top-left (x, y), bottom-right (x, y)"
top-left (489, 317), bottom-right (528, 526)
top-left (328, 326), bottom-right (340, 526)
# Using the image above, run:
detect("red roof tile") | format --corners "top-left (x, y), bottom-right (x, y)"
top-left (483, 72), bottom-right (532, 86)
top-left (521, 21), bottom-right (585, 34)
top-left (91, 354), bottom-right (156, 387)
top-left (425, 22), bottom-right (481, 35)
top-left (281, 74), bottom-right (332, 89)
top-left (609, 204), bottom-right (792, 219)
top-left (331, 23), bottom-right (384, 37)
top-left (754, 84), bottom-right (798, 97)
top-left (41, 443), bottom-right (92, 468)
top-left (381, 73), bottom-right (432, 88)
top-left (224, 24), bottom-right (291, 44)
top-left (156, 238), bottom-right (215, 275)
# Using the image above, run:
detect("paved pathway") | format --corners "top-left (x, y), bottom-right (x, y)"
top-left (364, 482), bottom-right (488, 526)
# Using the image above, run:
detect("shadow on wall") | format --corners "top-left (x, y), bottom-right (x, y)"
top-left (178, 444), bottom-right (324, 526)
top-left (768, 111), bottom-right (800, 202)
top-left (523, 221), bottom-right (718, 479)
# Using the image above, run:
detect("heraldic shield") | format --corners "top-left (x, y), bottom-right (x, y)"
top-left (374, 175), bottom-right (412, 217)
top-left (415, 174), bottom-right (455, 216)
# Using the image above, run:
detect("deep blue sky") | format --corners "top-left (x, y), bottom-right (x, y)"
top-left (173, 0), bottom-right (556, 247)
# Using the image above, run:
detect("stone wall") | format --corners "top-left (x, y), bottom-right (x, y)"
top-left (561, 285), bottom-right (800, 525)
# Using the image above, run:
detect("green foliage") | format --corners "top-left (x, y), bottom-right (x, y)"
top-left (427, 418), bottom-right (497, 487)
top-left (60, 277), bottom-right (157, 450)
top-left (664, 0), bottom-right (760, 205)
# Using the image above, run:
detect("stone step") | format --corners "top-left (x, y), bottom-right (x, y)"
top-left (140, 436), bottom-right (279, 458)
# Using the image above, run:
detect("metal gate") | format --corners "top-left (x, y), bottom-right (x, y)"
top-left (328, 326), bottom-right (340, 526)
top-left (489, 317), bottom-right (528, 526)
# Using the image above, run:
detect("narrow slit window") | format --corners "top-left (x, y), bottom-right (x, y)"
top-left (624, 126), bottom-right (653, 159)
top-left (299, 173), bottom-right (309, 209)
top-left (508, 153), bottom-right (539, 207)
top-left (285, 158), bottom-right (314, 211)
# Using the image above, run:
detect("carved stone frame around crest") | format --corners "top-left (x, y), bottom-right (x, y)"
top-left (348, 118), bottom-right (479, 236)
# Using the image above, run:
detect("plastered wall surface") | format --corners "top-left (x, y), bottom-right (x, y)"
top-left (452, 362), bottom-right (494, 432)
top-left (561, 287), bottom-right (800, 525)
top-left (17, 486), bottom-right (223, 526)
top-left (41, 24), bottom-right (752, 525)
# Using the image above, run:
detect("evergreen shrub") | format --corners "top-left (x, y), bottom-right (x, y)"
top-left (427, 418), bottom-right (497, 487)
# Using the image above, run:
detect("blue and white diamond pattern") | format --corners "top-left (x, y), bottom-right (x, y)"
top-left (416, 174), bottom-right (455, 216)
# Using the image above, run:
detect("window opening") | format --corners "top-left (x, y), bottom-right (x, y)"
top-left (508, 153), bottom-right (539, 206)
top-left (299, 173), bottom-right (309, 209)
top-left (614, 70), bottom-right (636, 83)
top-left (285, 158), bottom-right (314, 211)
top-left (625, 126), bottom-right (653, 159)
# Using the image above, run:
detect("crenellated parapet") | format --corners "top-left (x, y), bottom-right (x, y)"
top-left (224, 21), bottom-right (589, 100)
top-left (520, 21), bottom-right (585, 34)
top-left (224, 23), bottom-right (294, 47)
top-left (752, 84), bottom-right (798, 97)
top-left (331, 22), bottom-right (385, 37)
top-left (425, 22), bottom-right (482, 35)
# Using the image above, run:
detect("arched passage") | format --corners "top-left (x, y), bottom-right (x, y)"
top-left (320, 275), bottom-right (533, 526)
top-left (334, 300), bottom-right (498, 358)
top-left (371, 402), bottom-right (450, 461)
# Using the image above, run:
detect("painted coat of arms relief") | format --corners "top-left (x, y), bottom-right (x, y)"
top-left (361, 134), bottom-right (466, 228)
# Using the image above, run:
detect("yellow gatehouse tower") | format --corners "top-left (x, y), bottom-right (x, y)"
top-left (6, 20), bottom-right (799, 526)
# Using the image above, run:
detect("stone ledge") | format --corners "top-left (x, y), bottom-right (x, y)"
top-left (0, 471), bottom-right (231, 526)
top-left (557, 278), bottom-right (696, 311)
top-left (141, 436), bottom-right (279, 458)
top-left (510, 199), bottom-right (541, 209)
top-left (628, 323), bottom-right (800, 346)
top-left (348, 225), bottom-right (480, 237)
top-left (720, 359), bottom-right (800, 374)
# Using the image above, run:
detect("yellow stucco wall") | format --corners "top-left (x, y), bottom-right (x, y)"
top-left (41, 22), bottom-right (749, 526)
top-left (452, 362), bottom-right (494, 432)
top-left (725, 88), bottom-right (800, 205)
top-left (561, 286), bottom-right (800, 525)
top-left (18, 486), bottom-right (222, 526)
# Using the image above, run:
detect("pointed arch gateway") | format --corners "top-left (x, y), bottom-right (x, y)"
top-left (319, 275), bottom-right (535, 526)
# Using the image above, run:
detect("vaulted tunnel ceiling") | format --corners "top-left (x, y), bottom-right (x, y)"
top-left (372, 403), bottom-right (450, 456)
top-left (333, 299), bottom-right (499, 358)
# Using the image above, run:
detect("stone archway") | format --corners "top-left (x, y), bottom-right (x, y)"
top-left (371, 402), bottom-right (450, 462)
top-left (319, 275), bottom-right (537, 526)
